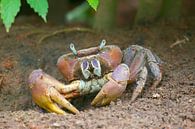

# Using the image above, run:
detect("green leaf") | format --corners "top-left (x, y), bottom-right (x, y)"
top-left (27, 0), bottom-right (48, 22)
top-left (87, 0), bottom-right (99, 11)
top-left (0, 0), bottom-right (1, 14)
top-left (0, 0), bottom-right (21, 32)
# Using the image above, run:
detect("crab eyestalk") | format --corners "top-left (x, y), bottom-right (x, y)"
top-left (70, 43), bottom-right (78, 56)
top-left (99, 39), bottom-right (106, 50)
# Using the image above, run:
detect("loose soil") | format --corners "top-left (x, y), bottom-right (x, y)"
top-left (0, 18), bottom-right (194, 129)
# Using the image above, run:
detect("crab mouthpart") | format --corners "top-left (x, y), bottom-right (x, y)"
top-left (81, 58), bottom-right (102, 79)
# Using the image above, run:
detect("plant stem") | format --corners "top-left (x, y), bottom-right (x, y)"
top-left (159, 0), bottom-right (182, 20)
top-left (93, 0), bottom-right (117, 31)
top-left (135, 0), bottom-right (163, 24)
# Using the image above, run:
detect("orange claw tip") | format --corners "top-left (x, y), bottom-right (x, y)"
top-left (28, 69), bottom-right (44, 85)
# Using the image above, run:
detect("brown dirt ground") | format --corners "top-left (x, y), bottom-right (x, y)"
top-left (0, 18), bottom-right (194, 129)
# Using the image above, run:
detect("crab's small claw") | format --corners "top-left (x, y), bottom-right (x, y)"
top-left (28, 69), bottom-right (79, 115)
top-left (91, 64), bottom-right (130, 106)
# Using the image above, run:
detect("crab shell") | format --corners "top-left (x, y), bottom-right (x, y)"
top-left (57, 45), bottom-right (123, 82)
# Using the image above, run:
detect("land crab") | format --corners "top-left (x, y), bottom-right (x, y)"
top-left (28, 40), bottom-right (162, 114)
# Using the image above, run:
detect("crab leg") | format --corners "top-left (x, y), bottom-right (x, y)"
top-left (123, 45), bottom-right (146, 82)
top-left (145, 49), bottom-right (162, 89)
top-left (123, 45), bottom-right (149, 102)
top-left (29, 69), bottom-right (80, 114)
top-left (128, 50), bottom-right (146, 81)
top-left (130, 67), bottom-right (148, 103)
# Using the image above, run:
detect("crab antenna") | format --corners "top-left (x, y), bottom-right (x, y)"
top-left (70, 43), bottom-right (78, 55)
top-left (99, 39), bottom-right (106, 50)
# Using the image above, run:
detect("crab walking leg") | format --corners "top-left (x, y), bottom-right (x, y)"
top-left (146, 49), bottom-right (162, 89)
top-left (123, 47), bottom-right (146, 82)
top-left (28, 69), bottom-right (80, 114)
top-left (91, 64), bottom-right (130, 106)
top-left (130, 67), bottom-right (148, 103)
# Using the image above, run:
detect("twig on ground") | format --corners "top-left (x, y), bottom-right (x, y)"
top-left (17, 30), bottom-right (44, 40)
top-left (170, 36), bottom-right (189, 48)
top-left (0, 74), bottom-right (4, 87)
top-left (37, 27), bottom-right (94, 44)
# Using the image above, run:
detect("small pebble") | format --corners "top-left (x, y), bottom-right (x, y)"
top-left (188, 99), bottom-right (192, 103)
top-left (152, 93), bottom-right (160, 98)
top-left (52, 122), bottom-right (61, 127)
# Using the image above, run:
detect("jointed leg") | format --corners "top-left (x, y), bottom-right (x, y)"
top-left (123, 45), bottom-right (162, 102)
top-left (123, 45), bottom-right (146, 81)
top-left (130, 67), bottom-right (148, 103)
top-left (146, 49), bottom-right (162, 89)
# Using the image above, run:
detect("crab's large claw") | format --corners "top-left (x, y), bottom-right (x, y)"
top-left (28, 69), bottom-right (79, 115)
top-left (91, 64), bottom-right (130, 106)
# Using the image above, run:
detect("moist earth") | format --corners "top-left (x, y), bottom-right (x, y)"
top-left (0, 19), bottom-right (194, 129)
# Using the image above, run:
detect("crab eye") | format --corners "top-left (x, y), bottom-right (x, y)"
top-left (82, 60), bottom-right (89, 70)
top-left (91, 59), bottom-right (101, 77)
top-left (81, 60), bottom-right (91, 79)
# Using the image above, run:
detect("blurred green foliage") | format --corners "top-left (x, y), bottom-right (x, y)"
top-left (66, 2), bottom-right (94, 24)
top-left (0, 0), bottom-right (48, 32)
top-left (27, 0), bottom-right (49, 22)
top-left (0, 0), bottom-right (21, 32)
top-left (135, 0), bottom-right (162, 23)
top-left (0, 0), bottom-right (193, 32)
top-left (0, 0), bottom-right (98, 32)
top-left (87, 0), bottom-right (99, 11)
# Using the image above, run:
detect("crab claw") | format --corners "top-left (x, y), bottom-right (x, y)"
top-left (28, 69), bottom-right (79, 115)
top-left (91, 64), bottom-right (130, 106)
